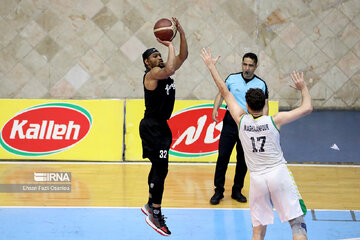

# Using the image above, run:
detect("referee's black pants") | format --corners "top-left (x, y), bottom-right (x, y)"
top-left (214, 110), bottom-right (247, 193)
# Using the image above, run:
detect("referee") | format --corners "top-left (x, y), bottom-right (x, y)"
top-left (210, 52), bottom-right (269, 205)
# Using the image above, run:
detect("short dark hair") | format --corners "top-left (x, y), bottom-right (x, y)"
top-left (243, 52), bottom-right (258, 65)
top-left (245, 88), bottom-right (265, 111)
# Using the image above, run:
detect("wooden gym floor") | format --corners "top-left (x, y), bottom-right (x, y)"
top-left (0, 161), bottom-right (359, 210)
top-left (1, 161), bottom-right (360, 239)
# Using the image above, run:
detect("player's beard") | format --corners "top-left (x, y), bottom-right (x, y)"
top-left (149, 60), bottom-right (164, 69)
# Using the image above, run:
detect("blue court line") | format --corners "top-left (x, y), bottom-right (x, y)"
top-left (0, 207), bottom-right (359, 240)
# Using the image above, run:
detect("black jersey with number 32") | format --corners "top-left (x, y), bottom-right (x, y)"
top-left (143, 71), bottom-right (176, 120)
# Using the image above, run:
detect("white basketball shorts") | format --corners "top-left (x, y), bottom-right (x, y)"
top-left (249, 164), bottom-right (307, 226)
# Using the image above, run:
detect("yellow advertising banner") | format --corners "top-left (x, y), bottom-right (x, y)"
top-left (125, 99), bottom-right (278, 162)
top-left (0, 99), bottom-right (123, 161)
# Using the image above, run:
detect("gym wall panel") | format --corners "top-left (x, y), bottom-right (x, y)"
top-left (0, 99), bottom-right (124, 161)
top-left (125, 99), bottom-right (278, 162)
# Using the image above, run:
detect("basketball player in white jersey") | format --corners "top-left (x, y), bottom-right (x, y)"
top-left (201, 48), bottom-right (312, 240)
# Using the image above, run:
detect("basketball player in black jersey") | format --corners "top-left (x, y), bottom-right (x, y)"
top-left (140, 17), bottom-right (188, 236)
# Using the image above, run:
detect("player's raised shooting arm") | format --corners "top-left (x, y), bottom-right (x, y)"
top-left (201, 48), bottom-right (246, 125)
top-left (173, 17), bottom-right (188, 70)
top-left (272, 71), bottom-right (313, 128)
top-left (147, 41), bottom-right (176, 81)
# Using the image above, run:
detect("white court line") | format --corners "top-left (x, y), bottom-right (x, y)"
top-left (0, 161), bottom-right (359, 167)
top-left (337, 238), bottom-right (360, 240)
top-left (0, 206), bottom-right (359, 211)
top-left (0, 206), bottom-right (250, 210)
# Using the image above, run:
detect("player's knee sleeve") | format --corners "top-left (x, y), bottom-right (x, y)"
top-left (289, 216), bottom-right (307, 237)
top-left (149, 157), bottom-right (168, 180)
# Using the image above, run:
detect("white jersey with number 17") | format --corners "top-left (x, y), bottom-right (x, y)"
top-left (238, 114), bottom-right (286, 173)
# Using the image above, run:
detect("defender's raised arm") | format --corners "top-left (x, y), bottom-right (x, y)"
top-left (272, 70), bottom-right (313, 129)
top-left (200, 48), bottom-right (246, 126)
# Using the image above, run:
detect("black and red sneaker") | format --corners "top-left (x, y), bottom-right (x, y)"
top-left (145, 212), bottom-right (171, 236)
top-left (141, 203), bottom-right (152, 216)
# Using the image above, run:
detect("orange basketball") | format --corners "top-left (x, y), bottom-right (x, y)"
top-left (153, 18), bottom-right (177, 41)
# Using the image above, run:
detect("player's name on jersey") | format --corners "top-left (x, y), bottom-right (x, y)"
top-left (243, 124), bottom-right (269, 132)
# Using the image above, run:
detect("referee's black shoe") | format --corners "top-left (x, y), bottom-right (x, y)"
top-left (231, 191), bottom-right (247, 203)
top-left (210, 191), bottom-right (224, 205)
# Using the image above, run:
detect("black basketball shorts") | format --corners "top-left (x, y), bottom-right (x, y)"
top-left (139, 118), bottom-right (172, 159)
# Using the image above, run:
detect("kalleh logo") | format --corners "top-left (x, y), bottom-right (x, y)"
top-left (168, 104), bottom-right (226, 158)
top-left (0, 103), bottom-right (92, 157)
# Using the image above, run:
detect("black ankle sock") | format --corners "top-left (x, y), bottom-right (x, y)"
top-left (152, 207), bottom-right (161, 216)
